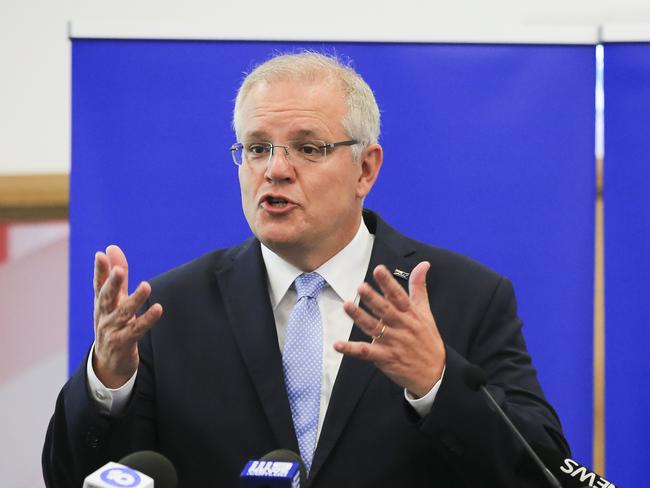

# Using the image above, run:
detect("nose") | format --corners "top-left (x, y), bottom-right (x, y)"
top-left (264, 146), bottom-right (294, 182)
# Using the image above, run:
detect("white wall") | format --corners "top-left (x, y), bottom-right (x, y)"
top-left (2, 0), bottom-right (650, 175)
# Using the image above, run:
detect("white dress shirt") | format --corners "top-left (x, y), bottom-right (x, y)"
top-left (88, 220), bottom-right (443, 423)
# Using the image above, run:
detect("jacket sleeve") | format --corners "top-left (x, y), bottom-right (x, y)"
top-left (42, 336), bottom-right (158, 488)
top-left (415, 277), bottom-right (569, 487)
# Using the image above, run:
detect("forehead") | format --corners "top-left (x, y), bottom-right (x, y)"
top-left (238, 78), bottom-right (347, 139)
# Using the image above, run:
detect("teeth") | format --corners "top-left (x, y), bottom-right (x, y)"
top-left (267, 197), bottom-right (288, 206)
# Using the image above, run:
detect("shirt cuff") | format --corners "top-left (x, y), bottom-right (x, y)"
top-left (404, 366), bottom-right (446, 418)
top-left (86, 343), bottom-right (137, 416)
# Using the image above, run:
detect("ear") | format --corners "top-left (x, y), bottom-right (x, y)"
top-left (356, 143), bottom-right (383, 199)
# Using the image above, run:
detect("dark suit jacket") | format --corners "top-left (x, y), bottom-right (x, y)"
top-left (43, 210), bottom-right (569, 487)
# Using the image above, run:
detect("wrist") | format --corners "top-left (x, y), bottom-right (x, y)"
top-left (408, 361), bottom-right (445, 399)
top-left (92, 350), bottom-right (137, 389)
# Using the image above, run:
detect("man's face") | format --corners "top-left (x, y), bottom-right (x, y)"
top-left (237, 78), bottom-right (378, 270)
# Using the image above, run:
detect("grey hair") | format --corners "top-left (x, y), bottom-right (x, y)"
top-left (232, 51), bottom-right (381, 160)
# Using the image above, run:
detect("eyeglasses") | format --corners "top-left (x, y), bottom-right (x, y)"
top-left (230, 139), bottom-right (359, 167)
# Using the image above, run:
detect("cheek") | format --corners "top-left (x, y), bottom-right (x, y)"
top-left (332, 170), bottom-right (362, 201)
top-left (238, 174), bottom-right (258, 225)
top-left (312, 177), bottom-right (358, 219)
top-left (238, 171), bottom-right (256, 202)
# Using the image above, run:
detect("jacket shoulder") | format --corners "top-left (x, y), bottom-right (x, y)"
top-left (148, 238), bottom-right (255, 292)
top-left (367, 209), bottom-right (506, 290)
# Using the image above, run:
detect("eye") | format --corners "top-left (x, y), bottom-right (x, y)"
top-left (246, 143), bottom-right (271, 157)
top-left (297, 142), bottom-right (325, 159)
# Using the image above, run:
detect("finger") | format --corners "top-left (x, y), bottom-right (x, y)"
top-left (95, 301), bottom-right (162, 359)
top-left (356, 282), bottom-right (399, 324)
top-left (97, 266), bottom-right (127, 314)
top-left (343, 301), bottom-right (384, 338)
top-left (107, 281), bottom-right (153, 328)
top-left (132, 303), bottom-right (163, 338)
top-left (94, 252), bottom-right (110, 298)
top-left (106, 244), bottom-right (129, 296)
top-left (408, 261), bottom-right (431, 309)
top-left (373, 265), bottom-right (411, 312)
top-left (334, 340), bottom-right (382, 362)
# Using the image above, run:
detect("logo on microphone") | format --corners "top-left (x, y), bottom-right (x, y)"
top-left (559, 458), bottom-right (616, 487)
top-left (246, 460), bottom-right (294, 477)
top-left (100, 467), bottom-right (142, 487)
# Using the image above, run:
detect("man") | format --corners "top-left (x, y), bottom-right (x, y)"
top-left (43, 52), bottom-right (569, 487)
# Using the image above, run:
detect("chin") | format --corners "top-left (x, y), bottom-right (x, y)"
top-left (254, 226), bottom-right (301, 250)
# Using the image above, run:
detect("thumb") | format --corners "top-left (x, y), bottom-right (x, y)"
top-left (408, 261), bottom-right (431, 308)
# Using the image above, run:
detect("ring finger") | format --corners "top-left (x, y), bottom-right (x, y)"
top-left (343, 301), bottom-right (386, 340)
top-left (371, 320), bottom-right (387, 343)
top-left (357, 283), bottom-right (399, 325)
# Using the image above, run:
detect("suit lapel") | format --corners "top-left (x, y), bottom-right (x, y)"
top-left (309, 212), bottom-right (416, 482)
top-left (214, 239), bottom-right (298, 453)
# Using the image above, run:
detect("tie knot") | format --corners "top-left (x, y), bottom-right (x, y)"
top-left (294, 272), bottom-right (326, 299)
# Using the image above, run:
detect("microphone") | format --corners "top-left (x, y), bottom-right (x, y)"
top-left (82, 451), bottom-right (177, 488)
top-left (240, 449), bottom-right (305, 487)
top-left (462, 364), bottom-right (563, 488)
top-left (119, 451), bottom-right (178, 488)
top-left (531, 442), bottom-right (617, 488)
top-left (261, 450), bottom-right (306, 486)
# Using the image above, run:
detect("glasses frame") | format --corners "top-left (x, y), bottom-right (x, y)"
top-left (230, 139), bottom-right (359, 167)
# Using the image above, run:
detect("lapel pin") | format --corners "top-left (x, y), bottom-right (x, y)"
top-left (393, 269), bottom-right (410, 280)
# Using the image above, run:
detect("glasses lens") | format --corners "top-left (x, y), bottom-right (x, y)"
top-left (290, 141), bottom-right (327, 164)
top-left (234, 142), bottom-right (273, 168)
top-left (231, 144), bottom-right (244, 166)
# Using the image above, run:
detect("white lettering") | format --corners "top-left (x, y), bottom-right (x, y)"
top-left (571, 466), bottom-right (596, 484)
top-left (247, 461), bottom-right (294, 477)
top-left (560, 458), bottom-right (579, 474)
top-left (557, 457), bottom-right (615, 488)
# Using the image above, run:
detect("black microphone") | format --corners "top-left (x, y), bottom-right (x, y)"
top-left (240, 449), bottom-right (305, 487)
top-left (462, 364), bottom-right (563, 488)
top-left (530, 442), bottom-right (616, 488)
top-left (118, 451), bottom-right (178, 488)
top-left (261, 449), bottom-right (307, 486)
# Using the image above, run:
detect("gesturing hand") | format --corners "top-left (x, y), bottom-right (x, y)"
top-left (93, 245), bottom-right (163, 388)
top-left (334, 261), bottom-right (446, 398)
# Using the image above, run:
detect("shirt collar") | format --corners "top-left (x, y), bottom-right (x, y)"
top-left (261, 220), bottom-right (374, 309)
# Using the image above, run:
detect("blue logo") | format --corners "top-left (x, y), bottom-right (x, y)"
top-left (100, 467), bottom-right (142, 487)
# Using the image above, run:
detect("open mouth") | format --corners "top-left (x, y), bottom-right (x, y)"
top-left (266, 196), bottom-right (289, 207)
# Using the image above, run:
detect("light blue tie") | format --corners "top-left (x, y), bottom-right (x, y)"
top-left (283, 272), bottom-right (326, 472)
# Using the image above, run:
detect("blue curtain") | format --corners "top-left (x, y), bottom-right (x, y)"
top-left (70, 40), bottom-right (595, 463)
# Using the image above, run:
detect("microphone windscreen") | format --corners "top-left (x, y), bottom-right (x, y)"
top-left (462, 364), bottom-right (487, 391)
top-left (118, 451), bottom-right (178, 488)
top-left (261, 449), bottom-right (306, 485)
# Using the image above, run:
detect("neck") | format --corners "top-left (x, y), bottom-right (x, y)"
top-left (265, 216), bottom-right (363, 272)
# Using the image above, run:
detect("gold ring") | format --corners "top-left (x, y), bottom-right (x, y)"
top-left (372, 321), bottom-right (387, 343)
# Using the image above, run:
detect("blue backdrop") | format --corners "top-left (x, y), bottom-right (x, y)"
top-left (70, 40), bottom-right (595, 464)
top-left (604, 42), bottom-right (650, 487)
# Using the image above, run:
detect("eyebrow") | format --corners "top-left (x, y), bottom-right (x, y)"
top-left (243, 131), bottom-right (271, 141)
top-left (243, 129), bottom-right (325, 141)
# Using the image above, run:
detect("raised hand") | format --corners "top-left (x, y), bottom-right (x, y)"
top-left (334, 261), bottom-right (446, 398)
top-left (92, 245), bottom-right (163, 388)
